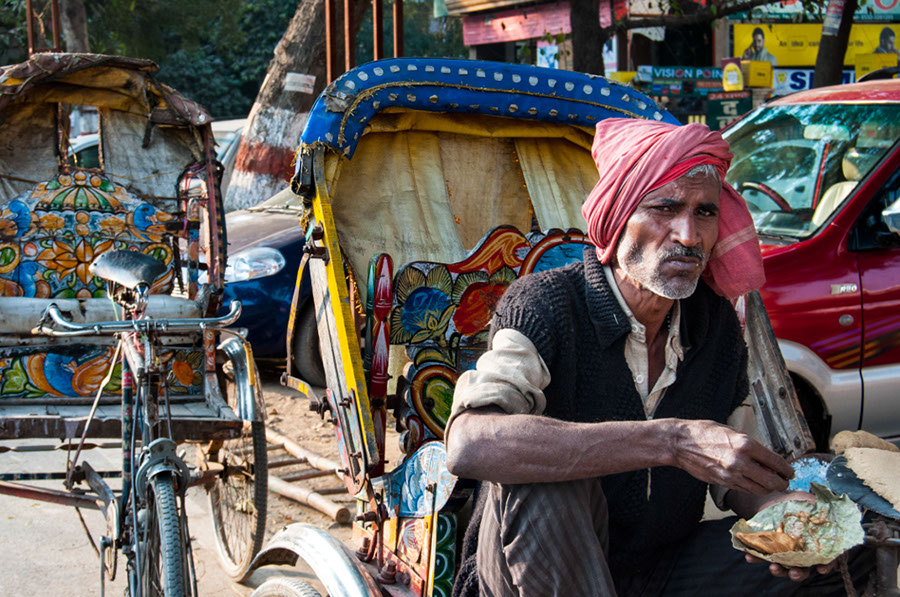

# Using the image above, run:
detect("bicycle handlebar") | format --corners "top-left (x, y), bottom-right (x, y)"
top-left (33, 300), bottom-right (243, 337)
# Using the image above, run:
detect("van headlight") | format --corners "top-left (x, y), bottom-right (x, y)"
top-left (224, 247), bottom-right (286, 282)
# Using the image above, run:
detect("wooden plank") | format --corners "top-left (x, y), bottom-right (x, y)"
top-left (277, 468), bottom-right (333, 482)
top-left (266, 427), bottom-right (341, 474)
top-left (0, 414), bottom-right (241, 441)
top-left (268, 475), bottom-right (351, 523)
top-left (309, 148), bottom-right (380, 484)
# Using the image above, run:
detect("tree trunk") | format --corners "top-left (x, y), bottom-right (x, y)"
top-left (812, 0), bottom-right (858, 88)
top-left (571, 0), bottom-right (606, 76)
top-left (225, 0), bottom-right (369, 212)
top-left (59, 0), bottom-right (89, 53)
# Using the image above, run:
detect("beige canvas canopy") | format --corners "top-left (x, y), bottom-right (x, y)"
top-left (0, 52), bottom-right (214, 205)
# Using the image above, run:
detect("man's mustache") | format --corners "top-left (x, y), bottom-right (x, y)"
top-left (662, 246), bottom-right (707, 262)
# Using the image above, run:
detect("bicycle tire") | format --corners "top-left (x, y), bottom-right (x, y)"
top-left (143, 473), bottom-right (188, 597)
top-left (251, 577), bottom-right (323, 597)
top-left (206, 365), bottom-right (268, 582)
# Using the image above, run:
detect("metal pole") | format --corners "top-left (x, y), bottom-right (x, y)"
top-left (372, 0), bottom-right (383, 60)
top-left (325, 0), bottom-right (337, 84)
top-left (344, 0), bottom-right (353, 72)
top-left (25, 0), bottom-right (35, 55)
top-left (50, 0), bottom-right (60, 51)
top-left (392, 0), bottom-right (403, 58)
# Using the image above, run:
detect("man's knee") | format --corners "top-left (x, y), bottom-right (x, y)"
top-left (479, 479), bottom-right (615, 596)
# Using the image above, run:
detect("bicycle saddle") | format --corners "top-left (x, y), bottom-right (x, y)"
top-left (89, 250), bottom-right (167, 289)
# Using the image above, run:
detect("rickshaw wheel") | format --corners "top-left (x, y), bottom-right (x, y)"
top-left (141, 473), bottom-right (189, 597)
top-left (206, 363), bottom-right (268, 582)
top-left (292, 305), bottom-right (326, 388)
top-left (251, 576), bottom-right (323, 597)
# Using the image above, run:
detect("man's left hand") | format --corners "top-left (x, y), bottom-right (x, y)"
top-left (744, 554), bottom-right (837, 582)
top-left (741, 490), bottom-right (837, 582)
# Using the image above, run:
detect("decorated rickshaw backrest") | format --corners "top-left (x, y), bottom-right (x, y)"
top-left (319, 113), bottom-right (606, 456)
top-left (0, 170), bottom-right (176, 298)
top-left (385, 226), bottom-right (591, 452)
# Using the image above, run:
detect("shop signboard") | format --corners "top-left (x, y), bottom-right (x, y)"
top-left (772, 68), bottom-right (856, 95)
top-left (706, 90), bottom-right (753, 130)
top-left (637, 65), bottom-right (725, 95)
top-left (733, 23), bottom-right (899, 67)
top-left (462, 1), bottom-right (571, 46)
top-left (728, 0), bottom-right (900, 21)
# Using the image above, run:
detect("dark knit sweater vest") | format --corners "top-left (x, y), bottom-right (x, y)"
top-left (491, 247), bottom-right (748, 574)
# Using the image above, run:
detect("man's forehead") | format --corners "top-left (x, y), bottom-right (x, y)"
top-left (638, 172), bottom-right (722, 202)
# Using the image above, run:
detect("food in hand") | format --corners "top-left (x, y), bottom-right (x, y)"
top-left (736, 523), bottom-right (803, 554)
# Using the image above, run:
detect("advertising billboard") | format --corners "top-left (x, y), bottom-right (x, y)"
top-left (730, 0), bottom-right (900, 22)
top-left (733, 23), bottom-right (900, 67)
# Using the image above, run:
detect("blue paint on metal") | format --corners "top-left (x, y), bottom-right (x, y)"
top-left (528, 242), bottom-right (590, 273)
top-left (373, 441), bottom-right (457, 518)
top-left (298, 58), bottom-right (678, 162)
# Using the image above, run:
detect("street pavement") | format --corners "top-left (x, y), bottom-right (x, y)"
top-left (0, 439), bottom-right (320, 597)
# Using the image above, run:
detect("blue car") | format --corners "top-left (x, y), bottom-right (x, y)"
top-left (222, 188), bottom-right (324, 385)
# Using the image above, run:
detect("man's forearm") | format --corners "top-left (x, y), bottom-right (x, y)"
top-left (445, 408), bottom-right (794, 494)
top-left (445, 409), bottom-right (676, 484)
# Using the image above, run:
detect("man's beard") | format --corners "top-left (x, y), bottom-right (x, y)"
top-left (619, 242), bottom-right (708, 299)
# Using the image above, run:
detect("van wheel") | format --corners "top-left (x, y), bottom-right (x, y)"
top-left (292, 304), bottom-right (326, 388)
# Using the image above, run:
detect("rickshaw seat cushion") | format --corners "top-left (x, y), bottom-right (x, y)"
top-left (0, 295), bottom-right (202, 335)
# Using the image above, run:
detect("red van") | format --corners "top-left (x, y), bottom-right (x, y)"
top-left (723, 78), bottom-right (900, 450)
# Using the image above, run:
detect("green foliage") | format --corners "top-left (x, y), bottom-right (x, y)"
top-left (0, 0), bottom-right (34, 64)
top-left (88, 0), bottom-right (244, 60)
top-left (86, 0), bottom-right (296, 118)
top-left (0, 0), bottom-right (467, 117)
top-left (0, 0), bottom-right (296, 118)
top-left (357, 0), bottom-right (466, 64)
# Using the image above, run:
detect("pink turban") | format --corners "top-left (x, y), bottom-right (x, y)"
top-left (581, 118), bottom-right (764, 299)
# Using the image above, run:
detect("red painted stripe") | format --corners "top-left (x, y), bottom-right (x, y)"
top-left (233, 140), bottom-right (295, 180)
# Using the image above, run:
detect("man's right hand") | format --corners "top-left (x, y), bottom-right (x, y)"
top-left (668, 418), bottom-right (793, 495)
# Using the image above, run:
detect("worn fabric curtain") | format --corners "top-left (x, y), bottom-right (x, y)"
top-left (326, 113), bottom-right (597, 300)
top-left (0, 103), bottom-right (59, 201)
top-left (515, 136), bottom-right (597, 232)
top-left (103, 109), bottom-right (200, 203)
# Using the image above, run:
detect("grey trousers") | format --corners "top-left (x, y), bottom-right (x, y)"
top-left (476, 478), bottom-right (875, 597)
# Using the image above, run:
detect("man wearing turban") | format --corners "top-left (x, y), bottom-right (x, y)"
top-left (445, 120), bottom-right (869, 595)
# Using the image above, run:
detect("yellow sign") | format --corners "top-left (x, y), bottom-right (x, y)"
top-left (722, 62), bottom-right (744, 91)
top-left (856, 52), bottom-right (899, 78)
top-left (608, 71), bottom-right (637, 84)
top-left (733, 24), bottom-right (900, 68)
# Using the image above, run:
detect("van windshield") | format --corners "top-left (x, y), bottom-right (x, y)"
top-left (723, 102), bottom-right (900, 239)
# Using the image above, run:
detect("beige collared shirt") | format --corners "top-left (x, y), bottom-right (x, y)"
top-left (603, 265), bottom-right (683, 419)
top-left (447, 264), bottom-right (760, 509)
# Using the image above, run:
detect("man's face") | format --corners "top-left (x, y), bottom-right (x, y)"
top-left (752, 33), bottom-right (765, 52)
top-left (884, 33), bottom-right (896, 52)
top-left (614, 172), bottom-right (721, 299)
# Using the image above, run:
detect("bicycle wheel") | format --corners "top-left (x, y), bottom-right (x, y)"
top-left (206, 364), bottom-right (268, 582)
top-left (251, 577), bottom-right (323, 597)
top-left (142, 473), bottom-right (189, 597)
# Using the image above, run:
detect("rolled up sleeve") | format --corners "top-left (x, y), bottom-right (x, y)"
top-left (445, 329), bottom-right (551, 437)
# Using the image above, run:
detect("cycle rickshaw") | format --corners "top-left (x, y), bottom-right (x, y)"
top-left (233, 58), bottom-right (900, 597)
top-left (0, 53), bottom-right (267, 595)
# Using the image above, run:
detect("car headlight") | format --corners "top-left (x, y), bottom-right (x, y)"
top-left (224, 247), bottom-right (286, 282)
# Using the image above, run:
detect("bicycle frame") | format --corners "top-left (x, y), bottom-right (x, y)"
top-left (17, 294), bottom-right (256, 596)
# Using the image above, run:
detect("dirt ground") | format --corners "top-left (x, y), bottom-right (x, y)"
top-left (254, 366), bottom-right (404, 562)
